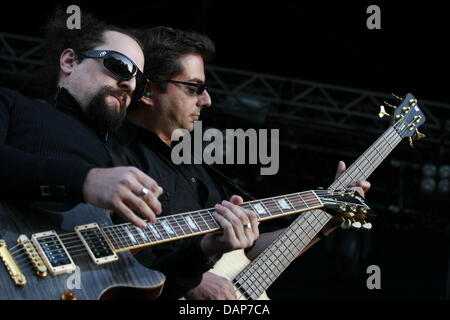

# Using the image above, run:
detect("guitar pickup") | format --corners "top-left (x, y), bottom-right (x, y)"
top-left (75, 223), bottom-right (118, 265)
top-left (31, 231), bottom-right (76, 276)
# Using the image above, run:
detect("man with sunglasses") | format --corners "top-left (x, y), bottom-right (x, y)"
top-left (0, 9), bottom-right (162, 228)
top-left (110, 26), bottom-right (371, 300)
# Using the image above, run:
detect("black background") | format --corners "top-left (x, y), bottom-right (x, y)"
top-left (1, 1), bottom-right (449, 301)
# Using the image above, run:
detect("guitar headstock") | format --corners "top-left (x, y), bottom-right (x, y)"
top-left (379, 93), bottom-right (426, 146)
top-left (318, 189), bottom-right (376, 231)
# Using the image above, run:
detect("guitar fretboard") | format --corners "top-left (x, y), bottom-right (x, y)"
top-left (100, 190), bottom-right (323, 252)
top-left (234, 125), bottom-right (403, 300)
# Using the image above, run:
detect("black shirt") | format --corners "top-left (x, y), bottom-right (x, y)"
top-left (109, 119), bottom-right (251, 299)
top-left (0, 87), bottom-right (113, 203)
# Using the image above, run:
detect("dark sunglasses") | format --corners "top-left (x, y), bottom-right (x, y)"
top-left (166, 79), bottom-right (208, 95)
top-left (80, 50), bottom-right (149, 100)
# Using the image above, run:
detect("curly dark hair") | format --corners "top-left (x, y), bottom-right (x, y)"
top-left (42, 6), bottom-right (143, 97)
top-left (134, 26), bottom-right (216, 93)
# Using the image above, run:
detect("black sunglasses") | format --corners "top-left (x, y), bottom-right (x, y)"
top-left (166, 79), bottom-right (208, 95)
top-left (80, 50), bottom-right (149, 100)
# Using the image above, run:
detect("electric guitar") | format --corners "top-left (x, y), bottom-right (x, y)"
top-left (207, 93), bottom-right (426, 300)
top-left (0, 188), bottom-right (372, 300)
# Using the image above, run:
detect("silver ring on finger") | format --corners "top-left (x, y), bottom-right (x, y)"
top-left (139, 187), bottom-right (149, 197)
top-left (243, 223), bottom-right (251, 230)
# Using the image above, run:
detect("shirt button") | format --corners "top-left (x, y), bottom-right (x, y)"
top-left (191, 177), bottom-right (196, 183)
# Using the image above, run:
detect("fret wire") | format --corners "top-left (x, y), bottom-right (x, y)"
top-left (155, 219), bottom-right (171, 240)
top-left (237, 127), bottom-right (405, 295)
top-left (147, 222), bottom-right (162, 241)
top-left (142, 224), bottom-right (157, 243)
top-left (331, 127), bottom-right (398, 189)
top-left (162, 216), bottom-right (179, 238)
top-left (206, 209), bottom-right (220, 229)
top-left (238, 209), bottom-right (324, 291)
top-left (172, 214), bottom-right (187, 236)
top-left (272, 197), bottom-right (285, 214)
top-left (98, 228), bottom-right (115, 250)
top-left (168, 215), bottom-right (181, 237)
top-left (198, 210), bottom-right (213, 231)
top-left (260, 200), bottom-right (273, 217)
top-left (284, 196), bottom-right (296, 211)
top-left (119, 225), bottom-right (135, 248)
top-left (254, 212), bottom-right (322, 290)
top-left (116, 224), bottom-right (134, 248)
top-left (295, 192), bottom-right (309, 209)
top-left (193, 213), bottom-right (208, 231)
top-left (185, 213), bottom-right (200, 233)
top-left (130, 225), bottom-right (145, 246)
top-left (108, 224), bottom-right (128, 249)
top-left (181, 214), bottom-right (194, 234)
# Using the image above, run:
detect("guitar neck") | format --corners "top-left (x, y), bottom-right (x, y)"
top-left (101, 190), bottom-right (324, 253)
top-left (233, 126), bottom-right (403, 300)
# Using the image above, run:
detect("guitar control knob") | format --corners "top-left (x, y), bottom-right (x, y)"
top-left (61, 290), bottom-right (77, 300)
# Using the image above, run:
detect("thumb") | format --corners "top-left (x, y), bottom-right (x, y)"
top-left (335, 161), bottom-right (346, 180)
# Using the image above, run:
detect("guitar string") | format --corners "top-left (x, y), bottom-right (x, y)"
top-left (10, 196), bottom-right (365, 264)
top-left (234, 211), bottom-right (327, 299)
top-left (232, 125), bottom-right (403, 298)
top-left (9, 189), bottom-right (339, 256)
top-left (8, 126), bottom-right (386, 262)
top-left (10, 192), bottom-right (354, 262)
top-left (9, 122), bottom-right (405, 280)
top-left (233, 127), bottom-right (400, 297)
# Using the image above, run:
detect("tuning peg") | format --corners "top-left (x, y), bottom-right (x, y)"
top-left (341, 219), bottom-right (352, 229)
top-left (409, 129), bottom-right (426, 148)
top-left (391, 93), bottom-right (403, 101)
top-left (379, 105), bottom-right (391, 119)
top-left (351, 220), bottom-right (362, 229)
top-left (362, 221), bottom-right (373, 230)
top-left (409, 99), bottom-right (418, 107)
top-left (412, 129), bottom-right (426, 141)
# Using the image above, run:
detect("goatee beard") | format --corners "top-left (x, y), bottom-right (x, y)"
top-left (84, 86), bottom-right (127, 135)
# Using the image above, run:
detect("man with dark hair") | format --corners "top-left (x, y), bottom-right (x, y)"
top-left (0, 8), bottom-right (162, 227)
top-left (111, 26), bottom-right (370, 299)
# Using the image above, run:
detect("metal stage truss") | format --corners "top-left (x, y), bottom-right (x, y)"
top-left (1, 32), bottom-right (450, 161)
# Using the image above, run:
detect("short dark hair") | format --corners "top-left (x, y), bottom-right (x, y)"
top-left (136, 26), bottom-right (216, 92)
top-left (42, 6), bottom-right (143, 96)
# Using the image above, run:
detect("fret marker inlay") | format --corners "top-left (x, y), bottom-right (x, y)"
top-left (124, 227), bottom-right (137, 244)
top-left (135, 226), bottom-right (149, 241)
top-left (277, 199), bottom-right (291, 210)
top-left (148, 224), bottom-right (161, 239)
top-left (185, 216), bottom-right (198, 230)
top-left (161, 220), bottom-right (175, 235)
top-left (253, 203), bottom-right (267, 215)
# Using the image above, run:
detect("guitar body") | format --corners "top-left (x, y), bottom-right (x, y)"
top-left (209, 250), bottom-right (270, 300)
top-left (0, 201), bottom-right (165, 300)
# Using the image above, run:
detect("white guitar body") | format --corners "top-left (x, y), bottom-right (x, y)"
top-left (209, 250), bottom-right (270, 300)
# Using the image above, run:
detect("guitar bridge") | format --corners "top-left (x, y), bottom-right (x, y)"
top-left (0, 240), bottom-right (26, 286)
